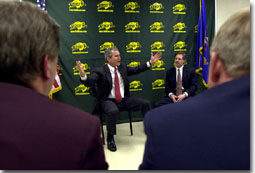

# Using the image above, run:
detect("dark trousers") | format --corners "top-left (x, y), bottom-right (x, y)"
top-left (101, 97), bottom-right (151, 135)
top-left (154, 96), bottom-right (173, 108)
top-left (154, 95), bottom-right (191, 108)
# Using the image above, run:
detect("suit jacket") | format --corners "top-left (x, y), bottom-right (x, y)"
top-left (0, 83), bottom-right (108, 170)
top-left (140, 76), bottom-right (250, 170)
top-left (81, 63), bottom-right (149, 101)
top-left (165, 66), bottom-right (197, 96)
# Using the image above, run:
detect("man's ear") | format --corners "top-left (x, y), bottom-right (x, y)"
top-left (41, 55), bottom-right (51, 79)
top-left (106, 56), bottom-right (110, 62)
top-left (210, 52), bottom-right (224, 83)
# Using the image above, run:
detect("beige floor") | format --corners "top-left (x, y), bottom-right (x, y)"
top-left (103, 121), bottom-right (146, 170)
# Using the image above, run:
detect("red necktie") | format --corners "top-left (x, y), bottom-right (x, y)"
top-left (176, 69), bottom-right (182, 96)
top-left (114, 68), bottom-right (122, 103)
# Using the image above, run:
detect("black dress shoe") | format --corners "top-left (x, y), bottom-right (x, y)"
top-left (107, 139), bottom-right (117, 152)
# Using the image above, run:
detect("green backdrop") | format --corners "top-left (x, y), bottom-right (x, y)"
top-left (29, 0), bottom-right (215, 122)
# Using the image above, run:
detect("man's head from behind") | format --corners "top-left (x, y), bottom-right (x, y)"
top-left (208, 8), bottom-right (250, 88)
top-left (0, 1), bottom-right (61, 95)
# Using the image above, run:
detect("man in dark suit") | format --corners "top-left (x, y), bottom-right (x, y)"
top-left (0, 1), bottom-right (108, 170)
top-left (154, 52), bottom-right (198, 108)
top-left (76, 48), bottom-right (162, 152)
top-left (140, 8), bottom-right (250, 170)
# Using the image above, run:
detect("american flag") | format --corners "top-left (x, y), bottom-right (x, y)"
top-left (37, 0), bottom-right (47, 11)
top-left (37, 0), bottom-right (62, 99)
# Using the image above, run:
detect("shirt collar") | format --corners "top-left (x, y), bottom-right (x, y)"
top-left (107, 64), bottom-right (117, 73)
top-left (176, 65), bottom-right (184, 71)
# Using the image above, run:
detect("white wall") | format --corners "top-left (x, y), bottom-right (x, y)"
top-left (215, 0), bottom-right (250, 32)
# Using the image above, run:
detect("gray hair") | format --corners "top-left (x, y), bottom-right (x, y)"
top-left (210, 8), bottom-right (250, 78)
top-left (104, 48), bottom-right (119, 62)
top-left (0, 1), bottom-right (61, 84)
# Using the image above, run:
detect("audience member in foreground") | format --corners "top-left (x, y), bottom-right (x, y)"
top-left (139, 8), bottom-right (250, 170)
top-left (0, 1), bottom-right (108, 170)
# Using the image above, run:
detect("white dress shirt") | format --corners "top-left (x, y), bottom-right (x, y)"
top-left (80, 62), bottom-right (151, 99)
top-left (169, 65), bottom-right (188, 97)
top-left (107, 64), bottom-right (124, 99)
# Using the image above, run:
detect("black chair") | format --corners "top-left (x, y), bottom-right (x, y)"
top-left (90, 85), bottom-right (133, 145)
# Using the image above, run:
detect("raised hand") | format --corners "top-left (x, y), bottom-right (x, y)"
top-left (76, 60), bottom-right (85, 77)
top-left (150, 51), bottom-right (162, 65)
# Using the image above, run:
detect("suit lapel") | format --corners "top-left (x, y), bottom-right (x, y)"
top-left (172, 67), bottom-right (177, 86)
top-left (182, 66), bottom-right (187, 83)
top-left (117, 64), bottom-right (125, 80)
top-left (104, 64), bottom-right (112, 86)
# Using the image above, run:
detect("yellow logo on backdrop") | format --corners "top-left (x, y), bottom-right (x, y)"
top-left (173, 22), bottom-right (187, 33)
top-left (69, 0), bottom-right (86, 11)
top-left (125, 22), bottom-right (141, 33)
top-left (173, 4), bottom-right (187, 14)
top-left (127, 61), bottom-right (140, 67)
top-left (151, 60), bottom-right (165, 70)
top-left (126, 42), bottom-right (142, 53)
top-left (129, 80), bottom-right (143, 91)
top-left (173, 4), bottom-right (186, 14)
top-left (73, 63), bottom-right (90, 75)
top-left (97, 1), bottom-right (114, 12)
top-left (71, 42), bottom-right (89, 54)
top-left (99, 42), bottom-right (115, 53)
top-left (124, 2), bottom-right (140, 13)
top-left (75, 84), bottom-right (90, 95)
top-left (174, 41), bottom-right (187, 51)
top-left (98, 21), bottom-right (115, 33)
top-left (152, 79), bottom-right (165, 90)
top-left (150, 2), bottom-right (164, 13)
top-left (70, 21), bottom-right (87, 33)
top-left (194, 25), bottom-right (198, 33)
top-left (150, 22), bottom-right (165, 33)
top-left (151, 41), bottom-right (165, 52)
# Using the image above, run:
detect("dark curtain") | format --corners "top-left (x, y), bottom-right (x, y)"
top-left (29, 0), bottom-right (215, 122)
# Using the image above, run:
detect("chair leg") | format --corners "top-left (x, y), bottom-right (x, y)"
top-left (128, 111), bottom-right (133, 136)
top-left (99, 113), bottom-right (105, 145)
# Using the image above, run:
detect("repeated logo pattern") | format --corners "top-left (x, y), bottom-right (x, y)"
top-left (67, 0), bottom-right (199, 95)
top-left (151, 41), bottom-right (165, 52)
top-left (97, 1), bottom-right (114, 12)
top-left (98, 21), bottom-right (115, 33)
top-left (173, 4), bottom-right (186, 14)
top-left (125, 22), bottom-right (141, 33)
top-left (124, 2), bottom-right (140, 13)
top-left (70, 21), bottom-right (87, 33)
top-left (100, 42), bottom-right (115, 53)
top-left (69, 0), bottom-right (86, 11)
top-left (75, 84), bottom-right (90, 95)
top-left (150, 2), bottom-right (164, 13)
top-left (152, 79), bottom-right (165, 90)
top-left (129, 80), bottom-right (143, 91)
top-left (126, 42), bottom-right (142, 53)
top-left (150, 22), bottom-right (165, 33)
top-left (72, 42), bottom-right (89, 54)
top-left (151, 60), bottom-right (165, 71)
top-left (127, 61), bottom-right (140, 67)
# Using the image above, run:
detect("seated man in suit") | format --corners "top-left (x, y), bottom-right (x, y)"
top-left (154, 52), bottom-right (198, 108)
top-left (0, 1), bottom-right (108, 170)
top-left (76, 48), bottom-right (162, 152)
top-left (140, 8), bottom-right (250, 170)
